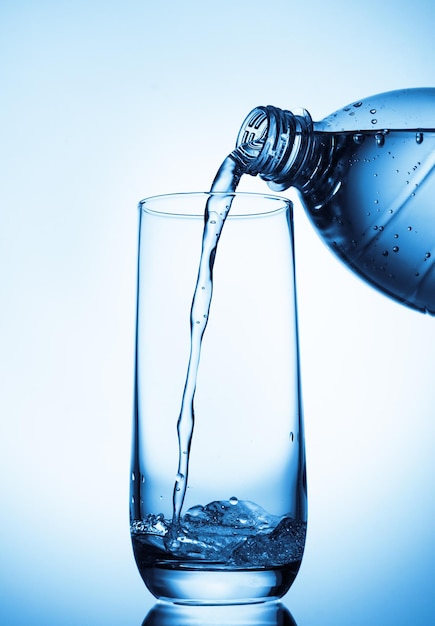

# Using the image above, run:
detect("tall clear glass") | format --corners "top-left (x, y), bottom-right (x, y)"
top-left (131, 192), bottom-right (307, 605)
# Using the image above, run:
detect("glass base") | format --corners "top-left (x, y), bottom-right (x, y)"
top-left (139, 563), bottom-right (301, 605)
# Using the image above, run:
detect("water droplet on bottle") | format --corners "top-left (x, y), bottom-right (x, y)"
top-left (132, 472), bottom-right (136, 481)
top-left (382, 250), bottom-right (389, 257)
top-left (290, 432), bottom-right (294, 441)
top-left (229, 496), bottom-right (238, 505)
top-left (375, 133), bottom-right (385, 146)
top-left (210, 220), bottom-right (216, 224)
top-left (393, 246), bottom-right (399, 253)
top-left (416, 132), bottom-right (424, 144)
top-left (371, 119), bottom-right (378, 125)
top-left (201, 286), bottom-right (205, 290)
top-left (415, 272), bottom-right (420, 277)
top-left (141, 475), bottom-right (145, 483)
top-left (373, 225), bottom-right (378, 230)
top-left (425, 252), bottom-right (431, 259)
top-left (379, 225), bottom-right (384, 231)
top-left (389, 209), bottom-right (394, 214)
top-left (353, 101), bottom-right (363, 108)
top-left (407, 226), bottom-right (412, 231)
top-left (353, 133), bottom-right (364, 144)
top-left (394, 233), bottom-right (399, 238)
top-left (374, 199), bottom-right (379, 204)
top-left (370, 109), bottom-right (377, 114)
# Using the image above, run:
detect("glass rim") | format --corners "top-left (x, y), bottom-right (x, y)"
top-left (138, 191), bottom-right (292, 219)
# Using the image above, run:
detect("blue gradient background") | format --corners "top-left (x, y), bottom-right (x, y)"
top-left (1, 1), bottom-right (435, 624)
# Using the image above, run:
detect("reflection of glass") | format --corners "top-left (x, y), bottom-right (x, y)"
top-left (131, 192), bottom-right (307, 604)
top-left (141, 600), bottom-right (298, 626)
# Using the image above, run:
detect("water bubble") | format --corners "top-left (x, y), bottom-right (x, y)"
top-left (382, 250), bottom-right (389, 257)
top-left (210, 220), bottom-right (216, 224)
top-left (425, 252), bottom-right (431, 259)
top-left (375, 133), bottom-right (385, 146)
top-left (389, 209), bottom-right (394, 214)
top-left (394, 233), bottom-right (399, 238)
top-left (407, 226), bottom-right (412, 231)
top-left (373, 225), bottom-right (378, 230)
top-left (229, 496), bottom-right (238, 506)
top-left (415, 272), bottom-right (420, 277)
top-left (371, 119), bottom-right (378, 125)
top-left (370, 109), bottom-right (377, 114)
top-left (353, 133), bottom-right (365, 144)
top-left (416, 132), bottom-right (424, 144)
top-left (201, 286), bottom-right (205, 290)
top-left (374, 199), bottom-right (379, 204)
top-left (393, 246), bottom-right (399, 253)
top-left (353, 101), bottom-right (363, 108)
top-left (379, 225), bottom-right (384, 231)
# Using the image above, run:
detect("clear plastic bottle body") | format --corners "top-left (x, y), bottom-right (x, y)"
top-left (236, 89), bottom-right (435, 313)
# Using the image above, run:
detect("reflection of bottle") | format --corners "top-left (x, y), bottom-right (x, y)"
top-left (235, 88), bottom-right (435, 314)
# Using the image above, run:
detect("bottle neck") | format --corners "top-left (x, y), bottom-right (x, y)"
top-left (234, 105), bottom-right (315, 191)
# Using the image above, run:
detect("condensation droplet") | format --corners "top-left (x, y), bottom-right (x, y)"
top-left (393, 246), bottom-right (399, 253)
top-left (210, 220), bottom-right (216, 224)
top-left (371, 119), bottom-right (378, 125)
top-left (290, 432), bottom-right (294, 441)
top-left (353, 133), bottom-right (365, 144)
top-left (229, 496), bottom-right (238, 505)
top-left (370, 109), bottom-right (377, 114)
top-left (382, 250), bottom-right (389, 257)
top-left (407, 226), bottom-right (412, 231)
top-left (353, 101), bottom-right (363, 108)
top-left (379, 225), bottom-right (384, 231)
top-left (373, 225), bottom-right (378, 230)
top-left (394, 233), bottom-right (399, 239)
top-left (425, 252), bottom-right (431, 259)
top-left (416, 132), bottom-right (424, 144)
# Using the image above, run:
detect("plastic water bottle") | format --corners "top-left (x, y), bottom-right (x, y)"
top-left (234, 88), bottom-right (435, 314)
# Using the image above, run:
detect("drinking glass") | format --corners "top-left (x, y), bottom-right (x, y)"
top-left (130, 192), bottom-right (307, 605)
